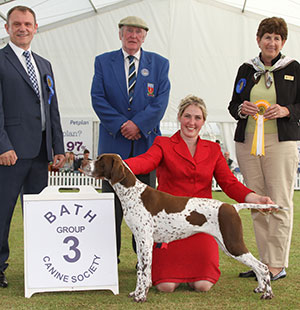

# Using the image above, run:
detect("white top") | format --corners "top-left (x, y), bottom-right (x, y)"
top-left (122, 48), bottom-right (141, 92)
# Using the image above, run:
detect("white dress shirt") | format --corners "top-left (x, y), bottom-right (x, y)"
top-left (122, 48), bottom-right (141, 93)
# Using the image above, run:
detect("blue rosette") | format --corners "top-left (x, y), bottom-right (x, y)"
top-left (236, 78), bottom-right (246, 94)
top-left (45, 74), bottom-right (54, 104)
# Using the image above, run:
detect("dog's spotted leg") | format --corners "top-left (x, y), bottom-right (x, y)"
top-left (235, 252), bottom-right (273, 299)
top-left (128, 231), bottom-right (154, 302)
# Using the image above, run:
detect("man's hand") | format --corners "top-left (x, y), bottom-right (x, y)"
top-left (52, 154), bottom-right (66, 169)
top-left (0, 150), bottom-right (18, 166)
top-left (121, 120), bottom-right (141, 140)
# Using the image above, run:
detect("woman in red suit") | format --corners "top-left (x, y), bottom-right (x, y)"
top-left (125, 95), bottom-right (273, 293)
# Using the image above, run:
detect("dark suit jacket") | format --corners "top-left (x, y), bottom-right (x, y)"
top-left (91, 48), bottom-right (170, 159)
top-left (0, 44), bottom-right (64, 161)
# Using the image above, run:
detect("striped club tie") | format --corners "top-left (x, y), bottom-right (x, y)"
top-left (23, 50), bottom-right (40, 98)
top-left (128, 55), bottom-right (136, 104)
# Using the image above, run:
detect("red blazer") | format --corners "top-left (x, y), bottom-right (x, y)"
top-left (125, 131), bottom-right (252, 202)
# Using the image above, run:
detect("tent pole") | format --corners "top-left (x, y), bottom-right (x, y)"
top-left (242, 0), bottom-right (247, 13)
top-left (0, 11), bottom-right (6, 21)
top-left (88, 0), bottom-right (98, 13)
top-left (0, 0), bottom-right (16, 21)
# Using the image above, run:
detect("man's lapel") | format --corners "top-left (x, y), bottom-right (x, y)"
top-left (4, 44), bottom-right (34, 92)
top-left (133, 49), bottom-right (150, 94)
top-left (134, 49), bottom-right (150, 99)
top-left (32, 52), bottom-right (47, 102)
top-left (112, 49), bottom-right (128, 101)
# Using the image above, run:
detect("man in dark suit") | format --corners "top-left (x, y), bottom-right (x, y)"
top-left (91, 16), bottom-right (170, 261)
top-left (0, 6), bottom-right (65, 287)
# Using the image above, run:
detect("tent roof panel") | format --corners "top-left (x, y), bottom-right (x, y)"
top-left (0, 0), bottom-right (129, 40)
top-left (1, 0), bottom-right (300, 41)
top-left (216, 0), bottom-right (300, 27)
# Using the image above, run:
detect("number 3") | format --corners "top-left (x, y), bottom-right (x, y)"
top-left (63, 236), bottom-right (81, 263)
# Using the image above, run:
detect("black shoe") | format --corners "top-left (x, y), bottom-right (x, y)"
top-left (270, 268), bottom-right (286, 281)
top-left (0, 271), bottom-right (8, 288)
top-left (239, 270), bottom-right (256, 278)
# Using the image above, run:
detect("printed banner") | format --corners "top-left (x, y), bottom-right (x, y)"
top-left (61, 118), bottom-right (93, 156)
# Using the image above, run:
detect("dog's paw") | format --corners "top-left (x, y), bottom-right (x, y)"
top-left (260, 292), bottom-right (274, 300)
top-left (128, 290), bottom-right (147, 302)
top-left (134, 296), bottom-right (147, 303)
top-left (254, 287), bottom-right (264, 294)
top-left (128, 291), bottom-right (135, 298)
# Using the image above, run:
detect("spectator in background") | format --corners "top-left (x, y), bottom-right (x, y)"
top-left (75, 149), bottom-right (91, 173)
top-left (60, 151), bottom-right (75, 172)
top-left (224, 151), bottom-right (234, 171)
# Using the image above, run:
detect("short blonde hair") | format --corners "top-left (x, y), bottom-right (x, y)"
top-left (177, 95), bottom-right (207, 121)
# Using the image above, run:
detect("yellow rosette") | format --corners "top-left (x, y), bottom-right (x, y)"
top-left (251, 100), bottom-right (270, 156)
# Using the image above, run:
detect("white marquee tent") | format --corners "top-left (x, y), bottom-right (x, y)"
top-left (1, 0), bottom-right (300, 159)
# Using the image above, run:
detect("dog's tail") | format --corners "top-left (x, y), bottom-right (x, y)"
top-left (233, 203), bottom-right (287, 213)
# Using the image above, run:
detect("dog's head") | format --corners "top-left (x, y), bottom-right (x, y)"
top-left (82, 153), bottom-right (136, 187)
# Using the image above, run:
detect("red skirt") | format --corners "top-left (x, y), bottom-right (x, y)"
top-left (151, 233), bottom-right (220, 285)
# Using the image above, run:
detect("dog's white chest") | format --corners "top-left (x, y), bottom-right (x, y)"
top-left (112, 181), bottom-right (147, 214)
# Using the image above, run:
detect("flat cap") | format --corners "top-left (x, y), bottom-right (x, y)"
top-left (118, 16), bottom-right (149, 31)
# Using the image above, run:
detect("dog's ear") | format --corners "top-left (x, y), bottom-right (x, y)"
top-left (100, 154), bottom-right (126, 185)
top-left (110, 156), bottom-right (126, 185)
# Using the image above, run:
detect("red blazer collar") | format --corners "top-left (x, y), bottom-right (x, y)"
top-left (170, 131), bottom-right (210, 165)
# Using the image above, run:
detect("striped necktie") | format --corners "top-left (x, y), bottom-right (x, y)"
top-left (128, 55), bottom-right (136, 104)
top-left (23, 50), bottom-right (40, 98)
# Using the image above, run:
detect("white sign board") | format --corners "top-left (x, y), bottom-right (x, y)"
top-left (61, 117), bottom-right (93, 156)
top-left (23, 186), bottom-right (118, 298)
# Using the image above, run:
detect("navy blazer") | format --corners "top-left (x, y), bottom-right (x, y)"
top-left (0, 44), bottom-right (64, 161)
top-left (91, 48), bottom-right (170, 159)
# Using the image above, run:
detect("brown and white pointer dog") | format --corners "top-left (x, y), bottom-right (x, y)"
top-left (82, 154), bottom-right (281, 302)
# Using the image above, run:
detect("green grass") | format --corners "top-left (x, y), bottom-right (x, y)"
top-left (1, 191), bottom-right (300, 310)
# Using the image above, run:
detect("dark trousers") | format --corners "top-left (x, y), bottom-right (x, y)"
top-left (102, 171), bottom-right (156, 260)
top-left (0, 133), bottom-right (48, 272)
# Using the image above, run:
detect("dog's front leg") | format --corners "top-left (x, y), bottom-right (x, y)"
top-left (129, 232), bottom-right (154, 302)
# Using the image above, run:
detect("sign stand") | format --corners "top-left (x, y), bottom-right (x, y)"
top-left (23, 186), bottom-right (118, 298)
